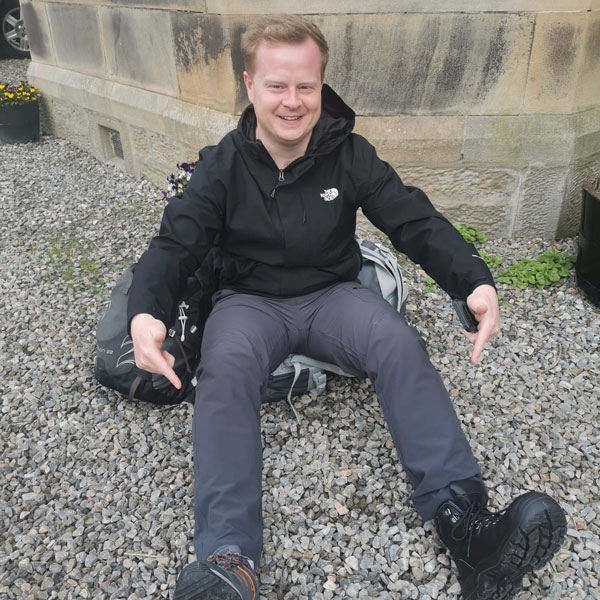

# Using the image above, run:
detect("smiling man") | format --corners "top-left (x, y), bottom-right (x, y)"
top-left (127, 14), bottom-right (566, 600)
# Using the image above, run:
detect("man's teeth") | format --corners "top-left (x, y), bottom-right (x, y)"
top-left (281, 116), bottom-right (300, 120)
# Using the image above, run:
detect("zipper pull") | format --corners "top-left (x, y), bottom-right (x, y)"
top-left (271, 170), bottom-right (285, 198)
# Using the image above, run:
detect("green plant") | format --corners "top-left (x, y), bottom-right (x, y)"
top-left (456, 224), bottom-right (486, 244)
top-left (0, 81), bottom-right (38, 106)
top-left (480, 252), bottom-right (502, 269)
top-left (48, 234), bottom-right (101, 289)
top-left (424, 276), bottom-right (438, 293)
top-left (497, 249), bottom-right (575, 289)
top-left (497, 294), bottom-right (510, 308)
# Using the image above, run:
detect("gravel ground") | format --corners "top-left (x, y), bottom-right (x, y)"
top-left (1, 59), bottom-right (599, 600)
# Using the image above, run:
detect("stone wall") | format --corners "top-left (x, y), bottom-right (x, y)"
top-left (23, 0), bottom-right (600, 238)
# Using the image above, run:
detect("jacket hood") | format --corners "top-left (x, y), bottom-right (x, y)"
top-left (238, 83), bottom-right (355, 160)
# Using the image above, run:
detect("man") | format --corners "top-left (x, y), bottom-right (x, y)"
top-left (128, 14), bottom-right (566, 600)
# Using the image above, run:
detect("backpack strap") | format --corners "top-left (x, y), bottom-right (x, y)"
top-left (285, 360), bottom-right (303, 424)
top-left (128, 375), bottom-right (142, 402)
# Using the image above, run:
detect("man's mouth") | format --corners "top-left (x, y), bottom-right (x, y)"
top-left (279, 116), bottom-right (301, 121)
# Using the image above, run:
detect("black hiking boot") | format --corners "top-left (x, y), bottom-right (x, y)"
top-left (434, 479), bottom-right (567, 600)
top-left (173, 551), bottom-right (259, 600)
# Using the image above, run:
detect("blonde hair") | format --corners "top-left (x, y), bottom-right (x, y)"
top-left (241, 14), bottom-right (329, 78)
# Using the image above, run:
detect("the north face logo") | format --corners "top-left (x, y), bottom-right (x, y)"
top-left (320, 188), bottom-right (339, 202)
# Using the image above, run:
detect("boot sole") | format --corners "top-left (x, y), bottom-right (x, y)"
top-left (462, 492), bottom-right (567, 600)
top-left (173, 561), bottom-right (254, 600)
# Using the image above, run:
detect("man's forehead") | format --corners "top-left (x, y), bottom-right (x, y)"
top-left (254, 38), bottom-right (320, 62)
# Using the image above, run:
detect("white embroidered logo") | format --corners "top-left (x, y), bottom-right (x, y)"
top-left (320, 188), bottom-right (339, 202)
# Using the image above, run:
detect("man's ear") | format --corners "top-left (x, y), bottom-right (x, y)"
top-left (243, 71), bottom-right (253, 103)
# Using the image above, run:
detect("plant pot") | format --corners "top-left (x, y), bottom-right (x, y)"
top-left (576, 178), bottom-right (600, 307)
top-left (0, 100), bottom-right (39, 144)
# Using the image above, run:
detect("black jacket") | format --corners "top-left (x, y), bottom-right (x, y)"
top-left (128, 85), bottom-right (494, 328)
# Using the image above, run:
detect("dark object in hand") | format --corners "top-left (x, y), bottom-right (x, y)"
top-left (452, 299), bottom-right (479, 333)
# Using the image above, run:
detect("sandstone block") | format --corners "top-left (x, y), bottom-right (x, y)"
top-left (42, 96), bottom-right (93, 155)
top-left (87, 113), bottom-right (136, 173)
top-left (524, 12), bottom-right (591, 113)
top-left (34, 0), bottom-right (206, 9)
top-left (463, 115), bottom-right (574, 167)
top-left (21, 1), bottom-right (55, 65)
top-left (573, 11), bottom-right (600, 112)
top-left (99, 6), bottom-right (179, 96)
top-left (556, 153), bottom-right (600, 238)
top-left (46, 2), bottom-right (104, 74)
top-left (354, 116), bottom-right (464, 165)
top-left (399, 166), bottom-right (519, 238)
top-left (316, 12), bottom-right (534, 116)
top-left (572, 109), bottom-right (600, 161)
top-left (204, 0), bottom-right (594, 14)
top-left (139, 162), bottom-right (175, 189)
top-left (172, 13), bottom-right (247, 114)
top-left (464, 109), bottom-right (600, 168)
top-left (512, 167), bottom-right (569, 239)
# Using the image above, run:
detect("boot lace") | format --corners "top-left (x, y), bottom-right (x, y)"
top-left (207, 551), bottom-right (257, 597)
top-left (450, 500), bottom-right (505, 558)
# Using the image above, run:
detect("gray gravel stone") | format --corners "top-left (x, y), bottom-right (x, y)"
top-left (1, 57), bottom-right (599, 599)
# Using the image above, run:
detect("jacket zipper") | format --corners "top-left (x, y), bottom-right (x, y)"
top-left (270, 170), bottom-right (285, 198)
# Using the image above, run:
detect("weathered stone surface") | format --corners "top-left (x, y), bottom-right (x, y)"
top-left (524, 12), bottom-right (590, 114)
top-left (556, 153), bottom-right (600, 238)
top-left (572, 109), bottom-right (600, 161)
top-left (354, 116), bottom-right (464, 165)
top-left (317, 12), bottom-right (534, 116)
top-left (513, 167), bottom-right (569, 239)
top-left (138, 162), bottom-right (177, 189)
top-left (463, 115), bottom-right (574, 167)
top-left (164, 100), bottom-right (236, 151)
top-left (21, 1), bottom-right (55, 65)
top-left (574, 11), bottom-right (600, 112)
top-left (204, 0), bottom-right (595, 14)
top-left (45, 2), bottom-right (105, 74)
top-left (41, 96), bottom-right (92, 155)
top-left (28, 62), bottom-right (236, 184)
top-left (38, 0), bottom-right (206, 8)
top-left (399, 167), bottom-right (519, 237)
top-left (87, 113), bottom-right (136, 173)
top-left (173, 13), bottom-right (247, 113)
top-left (99, 7), bottom-right (179, 96)
top-left (464, 109), bottom-right (600, 168)
top-left (147, 132), bottom-right (193, 169)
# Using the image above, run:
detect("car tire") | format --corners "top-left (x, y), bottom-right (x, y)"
top-left (1, 0), bottom-right (31, 59)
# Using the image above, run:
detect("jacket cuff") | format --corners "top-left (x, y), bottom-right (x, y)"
top-left (466, 277), bottom-right (497, 299)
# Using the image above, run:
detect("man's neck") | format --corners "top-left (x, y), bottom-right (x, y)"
top-left (256, 127), bottom-right (309, 170)
top-left (268, 148), bottom-right (306, 170)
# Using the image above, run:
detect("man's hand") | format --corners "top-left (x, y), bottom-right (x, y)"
top-left (130, 313), bottom-right (182, 389)
top-left (464, 284), bottom-right (501, 364)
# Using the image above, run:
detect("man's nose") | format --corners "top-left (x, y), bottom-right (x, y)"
top-left (283, 88), bottom-right (301, 108)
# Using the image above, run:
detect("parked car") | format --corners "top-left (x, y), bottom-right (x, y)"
top-left (1, 0), bottom-right (30, 58)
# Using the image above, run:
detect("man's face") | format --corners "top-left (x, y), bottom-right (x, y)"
top-left (243, 37), bottom-right (323, 158)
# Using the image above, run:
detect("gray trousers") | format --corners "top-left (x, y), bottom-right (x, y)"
top-left (192, 282), bottom-right (483, 566)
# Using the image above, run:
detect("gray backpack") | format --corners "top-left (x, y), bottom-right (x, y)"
top-left (263, 235), bottom-right (407, 418)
